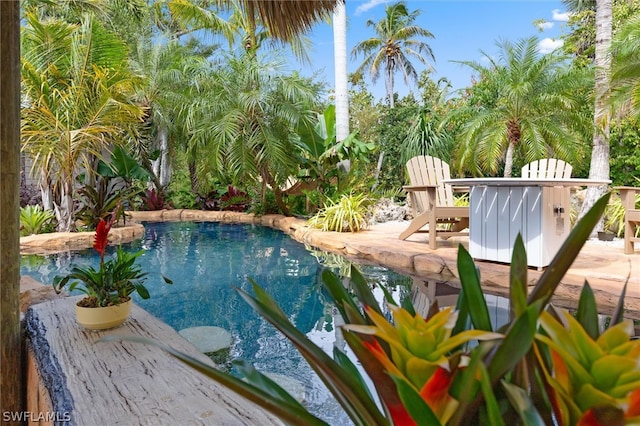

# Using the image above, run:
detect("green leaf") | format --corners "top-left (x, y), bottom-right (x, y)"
top-left (502, 381), bottom-right (546, 426)
top-left (100, 336), bottom-right (329, 426)
top-left (609, 278), bottom-right (629, 328)
top-left (457, 245), bottom-right (492, 331)
top-left (233, 359), bottom-right (309, 410)
top-left (238, 281), bottom-right (387, 426)
top-left (478, 364), bottom-right (506, 426)
top-left (528, 192), bottom-right (610, 312)
top-left (332, 345), bottom-right (376, 403)
top-left (391, 375), bottom-right (441, 426)
top-left (509, 235), bottom-right (528, 319)
top-left (350, 265), bottom-right (384, 318)
top-left (321, 269), bottom-right (366, 325)
top-left (448, 345), bottom-right (487, 423)
top-left (487, 305), bottom-right (537, 382)
top-left (576, 282), bottom-right (599, 340)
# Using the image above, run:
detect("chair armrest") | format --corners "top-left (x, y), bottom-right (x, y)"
top-left (402, 185), bottom-right (437, 192)
top-left (452, 186), bottom-right (470, 193)
top-left (614, 186), bottom-right (640, 210)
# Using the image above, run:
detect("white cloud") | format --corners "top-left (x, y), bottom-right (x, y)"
top-left (552, 9), bottom-right (570, 22)
top-left (538, 38), bottom-right (564, 54)
top-left (355, 0), bottom-right (390, 15)
top-left (537, 21), bottom-right (554, 31)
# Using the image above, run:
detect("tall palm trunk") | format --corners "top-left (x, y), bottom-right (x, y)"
top-left (578, 0), bottom-right (612, 233)
top-left (1, 0), bottom-right (23, 418)
top-left (386, 63), bottom-right (395, 109)
top-left (333, 1), bottom-right (350, 174)
top-left (504, 143), bottom-right (516, 177)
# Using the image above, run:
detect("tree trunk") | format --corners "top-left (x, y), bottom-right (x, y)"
top-left (386, 65), bottom-right (395, 109)
top-left (333, 2), bottom-right (350, 174)
top-left (188, 160), bottom-right (199, 193)
top-left (371, 151), bottom-right (384, 191)
top-left (503, 142), bottom-right (515, 177)
top-left (1, 1), bottom-right (24, 420)
top-left (152, 127), bottom-right (171, 189)
top-left (578, 0), bottom-right (612, 233)
top-left (39, 169), bottom-right (53, 210)
top-left (55, 179), bottom-right (75, 232)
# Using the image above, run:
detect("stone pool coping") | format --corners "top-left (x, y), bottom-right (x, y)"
top-left (21, 208), bottom-right (640, 319)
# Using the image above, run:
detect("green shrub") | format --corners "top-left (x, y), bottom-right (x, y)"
top-left (20, 205), bottom-right (56, 236)
top-left (306, 192), bottom-right (373, 232)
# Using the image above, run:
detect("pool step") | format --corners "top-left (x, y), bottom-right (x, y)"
top-left (178, 326), bottom-right (233, 354)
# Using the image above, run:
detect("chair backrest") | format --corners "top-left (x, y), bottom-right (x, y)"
top-left (405, 156), bottom-right (456, 210)
top-left (522, 158), bottom-right (572, 179)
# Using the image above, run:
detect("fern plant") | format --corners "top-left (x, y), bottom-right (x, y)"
top-left (20, 205), bottom-right (56, 236)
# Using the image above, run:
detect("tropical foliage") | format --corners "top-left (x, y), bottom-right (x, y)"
top-left (19, 205), bottom-right (56, 236)
top-left (20, 11), bottom-right (145, 231)
top-left (445, 36), bottom-right (593, 177)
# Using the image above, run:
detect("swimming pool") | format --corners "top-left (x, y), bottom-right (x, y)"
top-left (21, 220), bottom-right (512, 424)
top-left (21, 221), bottom-right (417, 424)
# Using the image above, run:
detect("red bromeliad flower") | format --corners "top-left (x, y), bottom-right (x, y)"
top-left (93, 219), bottom-right (111, 263)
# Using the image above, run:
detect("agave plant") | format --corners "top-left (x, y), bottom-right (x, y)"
top-left (109, 192), bottom-right (640, 425)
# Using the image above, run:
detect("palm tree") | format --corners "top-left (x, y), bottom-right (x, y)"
top-left (446, 37), bottom-right (592, 177)
top-left (21, 13), bottom-right (145, 231)
top-left (186, 52), bottom-right (320, 214)
top-left (610, 13), bottom-right (640, 119)
top-left (351, 1), bottom-right (435, 108)
top-left (562, 0), bottom-right (612, 226)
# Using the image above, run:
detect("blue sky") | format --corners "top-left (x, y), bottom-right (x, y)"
top-left (292, 0), bottom-right (569, 100)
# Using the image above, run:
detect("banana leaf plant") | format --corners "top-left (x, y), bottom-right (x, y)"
top-left (107, 192), bottom-right (640, 425)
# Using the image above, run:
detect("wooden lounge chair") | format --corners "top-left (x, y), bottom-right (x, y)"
top-left (521, 158), bottom-right (573, 179)
top-left (399, 156), bottom-right (469, 249)
top-left (615, 186), bottom-right (640, 254)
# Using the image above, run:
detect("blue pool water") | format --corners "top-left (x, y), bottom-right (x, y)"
top-left (21, 221), bottom-right (417, 425)
top-left (21, 222), bottom-right (515, 423)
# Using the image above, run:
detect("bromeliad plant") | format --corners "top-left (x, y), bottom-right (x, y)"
top-left (112, 192), bottom-right (640, 425)
top-left (53, 214), bottom-right (171, 308)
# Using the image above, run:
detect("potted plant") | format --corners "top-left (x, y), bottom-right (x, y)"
top-left (53, 213), bottom-right (171, 330)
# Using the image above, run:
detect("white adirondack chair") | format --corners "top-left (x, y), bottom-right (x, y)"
top-left (521, 158), bottom-right (573, 179)
top-left (399, 156), bottom-right (469, 249)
